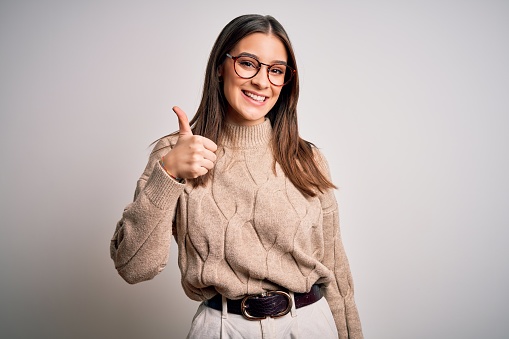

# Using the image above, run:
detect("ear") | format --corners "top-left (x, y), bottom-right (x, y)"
top-left (217, 64), bottom-right (224, 77)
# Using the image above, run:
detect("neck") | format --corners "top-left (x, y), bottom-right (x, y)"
top-left (220, 119), bottom-right (272, 149)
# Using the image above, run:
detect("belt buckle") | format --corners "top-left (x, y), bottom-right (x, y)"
top-left (240, 290), bottom-right (292, 321)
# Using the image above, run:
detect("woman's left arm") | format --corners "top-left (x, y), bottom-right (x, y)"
top-left (315, 150), bottom-right (363, 339)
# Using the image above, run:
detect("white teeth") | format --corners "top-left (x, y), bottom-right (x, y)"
top-left (244, 91), bottom-right (266, 102)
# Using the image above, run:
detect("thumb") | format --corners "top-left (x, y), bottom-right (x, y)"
top-left (172, 106), bottom-right (193, 136)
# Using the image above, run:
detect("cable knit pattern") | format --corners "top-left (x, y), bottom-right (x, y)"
top-left (110, 119), bottom-right (363, 338)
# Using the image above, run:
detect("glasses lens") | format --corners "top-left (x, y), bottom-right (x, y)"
top-left (268, 64), bottom-right (292, 86)
top-left (234, 56), bottom-right (260, 78)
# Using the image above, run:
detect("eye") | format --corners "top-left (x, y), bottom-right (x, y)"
top-left (237, 57), bottom-right (259, 69)
top-left (269, 65), bottom-right (286, 75)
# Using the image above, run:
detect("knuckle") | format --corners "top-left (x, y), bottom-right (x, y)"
top-left (191, 135), bottom-right (203, 144)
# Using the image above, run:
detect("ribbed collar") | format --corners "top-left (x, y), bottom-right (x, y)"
top-left (220, 119), bottom-right (272, 149)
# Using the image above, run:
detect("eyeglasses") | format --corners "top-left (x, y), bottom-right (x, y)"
top-left (226, 53), bottom-right (296, 86)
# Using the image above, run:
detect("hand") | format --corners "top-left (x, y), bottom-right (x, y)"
top-left (161, 106), bottom-right (218, 179)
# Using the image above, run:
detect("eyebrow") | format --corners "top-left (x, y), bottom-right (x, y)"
top-left (237, 52), bottom-right (288, 66)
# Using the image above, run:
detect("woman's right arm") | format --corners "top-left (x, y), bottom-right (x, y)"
top-left (110, 137), bottom-right (185, 284)
top-left (111, 107), bottom-right (217, 284)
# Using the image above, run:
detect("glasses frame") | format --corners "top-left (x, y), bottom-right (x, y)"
top-left (226, 53), bottom-right (296, 87)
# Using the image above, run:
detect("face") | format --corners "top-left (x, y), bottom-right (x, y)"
top-left (219, 33), bottom-right (288, 126)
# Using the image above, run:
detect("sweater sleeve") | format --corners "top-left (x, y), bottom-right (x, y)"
top-left (315, 149), bottom-right (363, 339)
top-left (110, 137), bottom-right (185, 284)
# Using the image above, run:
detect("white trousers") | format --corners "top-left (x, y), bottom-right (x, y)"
top-left (186, 293), bottom-right (338, 339)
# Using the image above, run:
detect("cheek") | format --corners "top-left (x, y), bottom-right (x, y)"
top-left (223, 77), bottom-right (249, 99)
top-left (222, 81), bottom-right (238, 103)
top-left (271, 88), bottom-right (283, 102)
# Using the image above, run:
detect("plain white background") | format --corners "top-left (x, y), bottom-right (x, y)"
top-left (1, 1), bottom-right (508, 338)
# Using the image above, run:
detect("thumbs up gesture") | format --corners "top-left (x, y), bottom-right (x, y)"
top-left (161, 106), bottom-right (218, 179)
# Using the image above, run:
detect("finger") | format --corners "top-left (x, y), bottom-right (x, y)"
top-left (201, 158), bottom-right (215, 170)
top-left (203, 149), bottom-right (217, 163)
top-left (172, 106), bottom-right (193, 136)
top-left (202, 137), bottom-right (218, 152)
top-left (194, 166), bottom-right (209, 178)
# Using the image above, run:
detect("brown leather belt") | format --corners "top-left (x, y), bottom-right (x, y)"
top-left (204, 284), bottom-right (323, 320)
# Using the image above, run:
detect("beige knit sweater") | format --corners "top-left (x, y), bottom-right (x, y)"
top-left (110, 119), bottom-right (363, 338)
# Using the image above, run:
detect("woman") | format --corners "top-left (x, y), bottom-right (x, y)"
top-left (110, 14), bottom-right (363, 338)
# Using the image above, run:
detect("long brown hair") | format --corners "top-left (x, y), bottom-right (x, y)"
top-left (155, 14), bottom-right (336, 196)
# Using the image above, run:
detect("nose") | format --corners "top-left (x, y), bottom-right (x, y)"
top-left (250, 65), bottom-right (270, 88)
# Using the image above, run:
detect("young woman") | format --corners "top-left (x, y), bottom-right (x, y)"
top-left (110, 14), bottom-right (363, 338)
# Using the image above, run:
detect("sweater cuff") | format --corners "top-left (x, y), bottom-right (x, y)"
top-left (143, 161), bottom-right (185, 210)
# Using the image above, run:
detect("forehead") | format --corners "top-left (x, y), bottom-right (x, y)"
top-left (232, 33), bottom-right (288, 62)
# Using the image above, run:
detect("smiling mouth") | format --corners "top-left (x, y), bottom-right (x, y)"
top-left (243, 90), bottom-right (267, 102)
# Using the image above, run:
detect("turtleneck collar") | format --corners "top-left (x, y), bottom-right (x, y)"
top-left (220, 119), bottom-right (272, 149)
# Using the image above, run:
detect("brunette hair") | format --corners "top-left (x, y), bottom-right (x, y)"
top-left (155, 14), bottom-right (336, 196)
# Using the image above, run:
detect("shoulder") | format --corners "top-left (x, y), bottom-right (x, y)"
top-left (310, 145), bottom-right (331, 176)
top-left (310, 146), bottom-right (338, 210)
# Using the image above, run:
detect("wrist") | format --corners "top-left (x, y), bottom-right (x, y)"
top-left (159, 157), bottom-right (184, 183)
